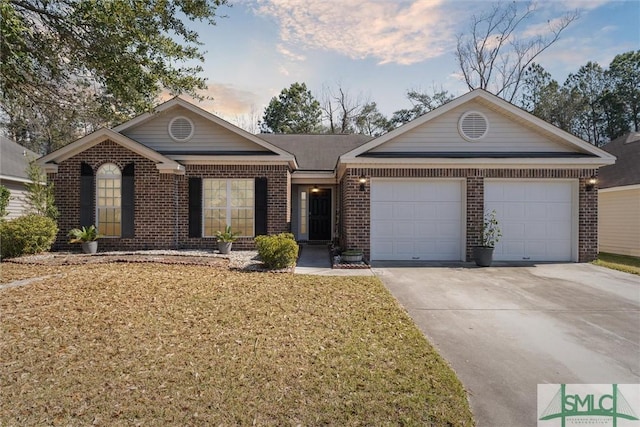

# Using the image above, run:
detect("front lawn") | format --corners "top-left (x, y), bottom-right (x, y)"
top-left (0, 263), bottom-right (473, 426)
top-left (594, 252), bottom-right (640, 275)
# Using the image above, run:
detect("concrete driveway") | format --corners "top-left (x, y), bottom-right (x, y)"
top-left (373, 263), bottom-right (640, 427)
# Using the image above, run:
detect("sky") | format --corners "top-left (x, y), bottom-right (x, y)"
top-left (180, 0), bottom-right (640, 129)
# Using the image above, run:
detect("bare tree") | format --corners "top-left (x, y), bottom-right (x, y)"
top-left (321, 84), bottom-right (366, 134)
top-left (456, 1), bottom-right (579, 102)
top-left (232, 105), bottom-right (261, 134)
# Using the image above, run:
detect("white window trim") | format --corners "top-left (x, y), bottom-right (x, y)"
top-left (202, 179), bottom-right (255, 238)
top-left (96, 163), bottom-right (122, 238)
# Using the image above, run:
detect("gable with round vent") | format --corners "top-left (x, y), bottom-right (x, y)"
top-left (458, 111), bottom-right (489, 141)
top-left (168, 116), bottom-right (194, 142)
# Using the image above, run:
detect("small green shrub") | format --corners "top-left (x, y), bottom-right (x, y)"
top-left (68, 225), bottom-right (101, 243)
top-left (0, 214), bottom-right (58, 259)
top-left (215, 225), bottom-right (239, 242)
top-left (255, 233), bottom-right (299, 269)
top-left (0, 185), bottom-right (10, 218)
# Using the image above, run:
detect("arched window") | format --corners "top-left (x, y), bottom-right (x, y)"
top-left (96, 163), bottom-right (121, 237)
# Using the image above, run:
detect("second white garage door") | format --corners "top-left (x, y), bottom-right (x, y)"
top-left (485, 180), bottom-right (576, 262)
top-left (370, 179), bottom-right (464, 261)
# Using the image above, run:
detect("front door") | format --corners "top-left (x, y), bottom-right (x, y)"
top-left (309, 189), bottom-right (331, 240)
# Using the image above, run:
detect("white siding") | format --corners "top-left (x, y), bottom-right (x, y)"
top-left (2, 181), bottom-right (30, 219)
top-left (370, 100), bottom-right (575, 153)
top-left (599, 188), bottom-right (640, 257)
top-left (122, 106), bottom-right (268, 153)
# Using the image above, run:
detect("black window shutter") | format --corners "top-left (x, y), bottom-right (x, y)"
top-left (189, 178), bottom-right (202, 238)
top-left (121, 163), bottom-right (135, 238)
top-left (80, 163), bottom-right (94, 228)
top-left (255, 177), bottom-right (268, 236)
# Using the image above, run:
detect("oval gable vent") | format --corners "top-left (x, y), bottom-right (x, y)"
top-left (458, 111), bottom-right (488, 141)
top-left (169, 116), bottom-right (194, 142)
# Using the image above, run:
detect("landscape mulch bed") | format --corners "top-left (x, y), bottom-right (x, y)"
top-left (2, 252), bottom-right (228, 267)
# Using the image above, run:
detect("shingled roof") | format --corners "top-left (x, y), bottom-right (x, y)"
top-left (258, 134), bottom-right (373, 171)
top-left (0, 135), bottom-right (39, 182)
top-left (598, 132), bottom-right (640, 189)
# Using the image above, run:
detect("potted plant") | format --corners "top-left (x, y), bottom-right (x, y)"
top-left (341, 249), bottom-right (363, 263)
top-left (215, 225), bottom-right (239, 254)
top-left (473, 210), bottom-right (502, 267)
top-left (68, 225), bottom-right (101, 254)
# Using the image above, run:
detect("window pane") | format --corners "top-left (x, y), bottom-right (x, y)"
top-left (204, 180), bottom-right (226, 209)
top-left (203, 179), bottom-right (254, 237)
top-left (300, 191), bottom-right (307, 234)
top-left (96, 163), bottom-right (122, 237)
top-left (231, 209), bottom-right (254, 236)
top-left (204, 209), bottom-right (226, 237)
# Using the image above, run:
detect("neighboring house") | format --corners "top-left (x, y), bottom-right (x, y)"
top-left (38, 89), bottom-right (615, 262)
top-left (598, 132), bottom-right (640, 257)
top-left (0, 135), bottom-right (38, 219)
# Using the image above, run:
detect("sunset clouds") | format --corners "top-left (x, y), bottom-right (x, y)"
top-left (254, 0), bottom-right (457, 65)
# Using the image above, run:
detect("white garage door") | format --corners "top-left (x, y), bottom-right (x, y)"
top-left (485, 180), bottom-right (575, 262)
top-left (371, 179), bottom-right (463, 261)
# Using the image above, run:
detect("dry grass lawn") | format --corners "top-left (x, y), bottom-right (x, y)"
top-left (1, 263), bottom-right (473, 426)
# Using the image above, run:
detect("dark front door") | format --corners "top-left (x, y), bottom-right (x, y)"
top-left (309, 189), bottom-right (331, 240)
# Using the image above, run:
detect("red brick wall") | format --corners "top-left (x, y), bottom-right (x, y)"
top-left (177, 164), bottom-right (291, 250)
top-left (50, 141), bottom-right (291, 252)
top-left (340, 170), bottom-right (370, 256)
top-left (51, 140), bottom-right (175, 251)
top-left (340, 167), bottom-right (599, 262)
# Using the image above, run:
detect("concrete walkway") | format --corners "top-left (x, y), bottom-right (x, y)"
top-left (294, 245), bottom-right (374, 276)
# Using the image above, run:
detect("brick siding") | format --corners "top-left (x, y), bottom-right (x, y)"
top-left (340, 167), bottom-right (599, 262)
top-left (177, 164), bottom-right (291, 250)
top-left (50, 140), bottom-right (291, 251)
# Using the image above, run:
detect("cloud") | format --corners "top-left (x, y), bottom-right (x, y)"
top-left (253, 0), bottom-right (458, 65)
top-left (556, 0), bottom-right (611, 11)
top-left (160, 84), bottom-right (261, 117)
top-left (277, 44), bottom-right (306, 61)
top-left (521, 17), bottom-right (573, 39)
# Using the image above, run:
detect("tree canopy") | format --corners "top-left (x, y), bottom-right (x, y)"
top-left (261, 82), bottom-right (322, 133)
top-left (389, 89), bottom-right (453, 128)
top-left (521, 51), bottom-right (639, 146)
top-left (1, 0), bottom-right (227, 153)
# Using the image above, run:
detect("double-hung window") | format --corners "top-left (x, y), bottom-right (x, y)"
top-left (203, 179), bottom-right (254, 237)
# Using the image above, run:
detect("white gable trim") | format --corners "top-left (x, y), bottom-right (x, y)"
top-left (37, 128), bottom-right (185, 175)
top-left (113, 97), bottom-right (296, 162)
top-left (177, 157), bottom-right (292, 166)
top-left (0, 174), bottom-right (34, 184)
top-left (340, 89), bottom-right (616, 163)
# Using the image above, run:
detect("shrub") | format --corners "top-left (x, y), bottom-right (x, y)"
top-left (0, 214), bottom-right (58, 259)
top-left (255, 233), bottom-right (299, 269)
top-left (0, 185), bottom-right (10, 218)
top-left (24, 159), bottom-right (59, 220)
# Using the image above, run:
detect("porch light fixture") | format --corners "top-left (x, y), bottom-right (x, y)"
top-left (312, 185), bottom-right (319, 193)
top-left (586, 175), bottom-right (597, 191)
top-left (359, 174), bottom-right (367, 192)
